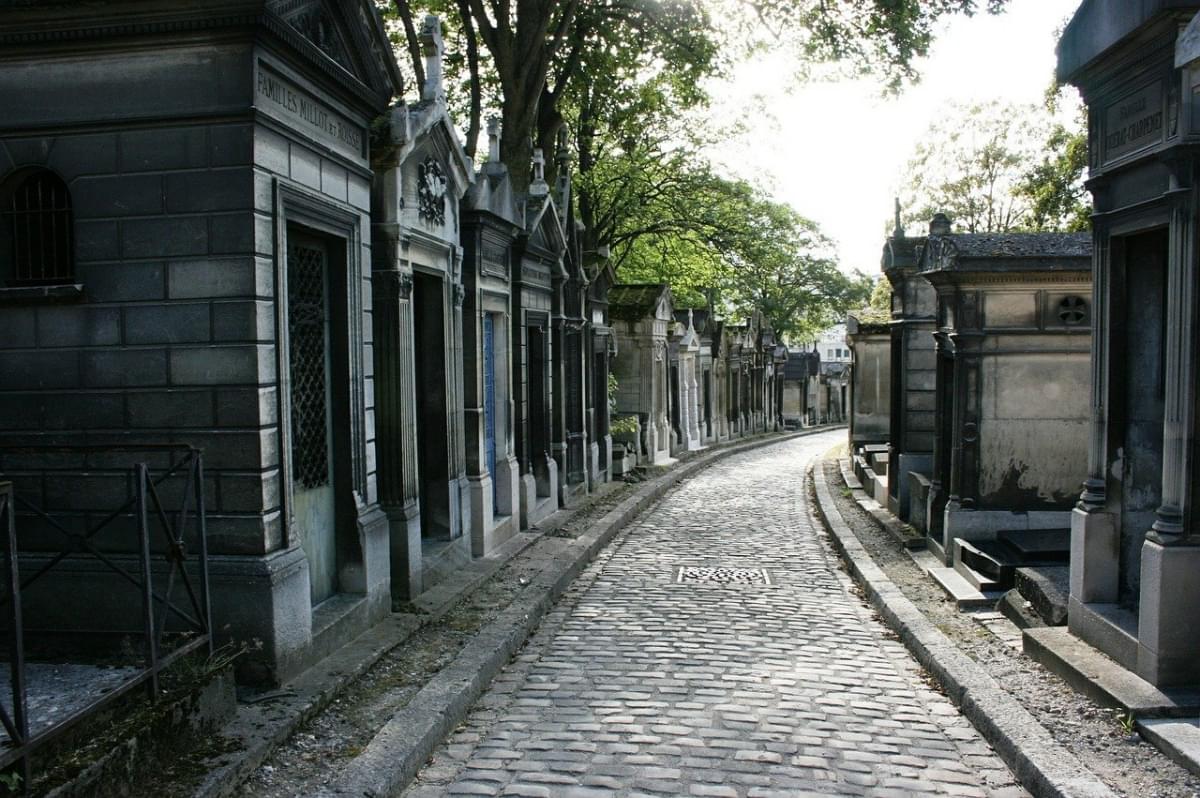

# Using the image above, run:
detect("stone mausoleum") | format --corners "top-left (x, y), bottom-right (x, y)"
top-left (1055, 0), bottom-right (1200, 687)
top-left (0, 0), bottom-right (403, 683)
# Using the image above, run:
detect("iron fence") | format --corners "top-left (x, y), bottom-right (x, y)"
top-left (0, 444), bottom-right (213, 784)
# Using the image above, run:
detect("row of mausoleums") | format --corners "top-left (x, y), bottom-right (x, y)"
top-left (0, 1), bottom-right (792, 684)
top-left (848, 1), bottom-right (1200, 690)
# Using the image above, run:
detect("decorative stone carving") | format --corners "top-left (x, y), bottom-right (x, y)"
top-left (453, 282), bottom-right (466, 306)
top-left (418, 157), bottom-right (447, 225)
top-left (271, 0), bottom-right (353, 71)
top-left (1058, 295), bottom-right (1088, 325)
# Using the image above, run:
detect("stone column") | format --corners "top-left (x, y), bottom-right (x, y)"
top-left (372, 263), bottom-right (422, 599)
top-left (1138, 179), bottom-right (1200, 686)
top-left (1070, 220), bottom-right (1119, 607)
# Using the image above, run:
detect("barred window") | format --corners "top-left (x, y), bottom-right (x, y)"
top-left (1, 168), bottom-right (74, 286)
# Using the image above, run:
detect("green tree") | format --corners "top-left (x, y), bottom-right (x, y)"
top-left (389, 0), bottom-right (1010, 189)
top-left (1016, 88), bottom-right (1090, 232)
top-left (899, 98), bottom-right (1090, 234)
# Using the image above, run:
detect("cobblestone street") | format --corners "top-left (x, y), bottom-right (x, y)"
top-left (403, 431), bottom-right (1025, 798)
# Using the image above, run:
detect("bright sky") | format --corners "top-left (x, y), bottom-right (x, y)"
top-left (703, 0), bottom-right (1082, 277)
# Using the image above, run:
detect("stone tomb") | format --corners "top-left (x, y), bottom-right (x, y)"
top-left (371, 17), bottom-right (475, 598)
top-left (512, 153), bottom-right (568, 527)
top-left (585, 257), bottom-right (616, 486)
top-left (881, 212), bottom-right (937, 521)
top-left (690, 309), bottom-right (722, 446)
top-left (461, 120), bottom-right (523, 558)
top-left (0, 0), bottom-right (402, 683)
top-left (1058, 1), bottom-right (1200, 686)
top-left (846, 313), bottom-right (892, 447)
top-left (917, 225), bottom-right (1092, 571)
top-left (550, 140), bottom-right (590, 504)
top-left (781, 350), bottom-right (819, 428)
top-left (669, 310), bottom-right (703, 453)
top-left (610, 284), bottom-right (675, 465)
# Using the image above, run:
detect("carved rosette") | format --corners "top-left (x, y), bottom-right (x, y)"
top-left (417, 157), bottom-right (447, 225)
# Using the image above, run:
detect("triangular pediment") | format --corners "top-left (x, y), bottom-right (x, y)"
top-left (267, 0), bottom-right (404, 105)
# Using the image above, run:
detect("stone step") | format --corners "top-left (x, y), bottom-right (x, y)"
top-left (952, 540), bottom-right (1004, 592)
top-left (911, 549), bottom-right (1004, 609)
top-left (1024, 626), bottom-right (1200, 718)
top-left (997, 527), bottom-right (1069, 559)
top-left (954, 538), bottom-right (1015, 588)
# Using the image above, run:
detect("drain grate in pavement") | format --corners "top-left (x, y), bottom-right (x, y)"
top-left (675, 566), bottom-right (772, 585)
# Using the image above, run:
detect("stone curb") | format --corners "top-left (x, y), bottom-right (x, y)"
top-left (328, 426), bottom-right (844, 797)
top-left (811, 459), bottom-right (1117, 798)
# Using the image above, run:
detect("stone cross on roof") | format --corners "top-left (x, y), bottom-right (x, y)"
top-left (892, 197), bottom-right (905, 239)
top-left (486, 116), bottom-right (501, 163)
top-left (529, 148), bottom-right (549, 197)
top-left (419, 15), bottom-right (444, 104)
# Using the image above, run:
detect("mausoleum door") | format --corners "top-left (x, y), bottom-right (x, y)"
top-left (414, 273), bottom-right (452, 540)
top-left (287, 230), bottom-right (339, 605)
top-left (528, 324), bottom-right (550, 492)
top-left (483, 313), bottom-right (498, 505)
top-left (1114, 229), bottom-right (1169, 607)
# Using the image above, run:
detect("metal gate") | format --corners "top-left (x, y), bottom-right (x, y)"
top-left (287, 231), bottom-right (337, 604)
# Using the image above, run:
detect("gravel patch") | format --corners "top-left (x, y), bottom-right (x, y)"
top-left (820, 456), bottom-right (1200, 798)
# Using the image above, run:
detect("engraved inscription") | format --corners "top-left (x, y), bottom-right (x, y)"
top-left (256, 64), bottom-right (365, 157)
top-left (1104, 83), bottom-right (1163, 164)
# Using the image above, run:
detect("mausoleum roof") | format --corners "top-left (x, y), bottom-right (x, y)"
top-left (1058, 0), bottom-right (1199, 83)
top-left (919, 232), bottom-right (1092, 277)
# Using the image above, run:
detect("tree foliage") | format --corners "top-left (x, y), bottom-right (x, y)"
top-left (384, 0), bottom-right (1008, 342)
top-left (899, 97), bottom-right (1090, 234)
top-left (389, 0), bottom-right (1009, 188)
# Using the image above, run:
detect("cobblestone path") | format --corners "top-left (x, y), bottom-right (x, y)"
top-left (404, 432), bottom-right (1025, 797)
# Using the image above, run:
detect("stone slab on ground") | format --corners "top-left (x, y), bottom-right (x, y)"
top-left (911, 548), bottom-right (1004, 610)
top-left (1138, 719), bottom-right (1200, 778)
top-left (1023, 627), bottom-right (1200, 718)
top-left (1014, 566), bottom-right (1068, 626)
top-left (812, 461), bottom-right (1116, 798)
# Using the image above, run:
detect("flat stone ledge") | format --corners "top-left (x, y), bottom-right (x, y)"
top-left (838, 457), bottom-right (924, 549)
top-left (1139, 719), bottom-right (1200, 778)
top-left (1023, 626), bottom-right (1200, 718)
top-left (812, 458), bottom-right (1117, 798)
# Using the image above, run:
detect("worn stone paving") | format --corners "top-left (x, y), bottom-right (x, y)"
top-left (403, 432), bottom-right (1025, 798)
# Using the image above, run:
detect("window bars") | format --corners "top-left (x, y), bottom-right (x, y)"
top-left (1, 170), bottom-right (74, 286)
top-left (0, 445), bottom-right (212, 784)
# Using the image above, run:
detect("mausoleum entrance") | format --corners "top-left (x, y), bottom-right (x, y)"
top-left (1114, 228), bottom-right (1169, 608)
top-left (414, 272), bottom-right (452, 541)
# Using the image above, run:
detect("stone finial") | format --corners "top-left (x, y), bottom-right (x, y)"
top-left (893, 197), bottom-right (905, 238)
top-left (529, 147), bottom-right (549, 197)
top-left (486, 116), bottom-right (501, 163)
top-left (419, 15), bottom-right (444, 103)
top-left (687, 309), bottom-right (694, 329)
top-left (555, 129), bottom-right (571, 226)
top-left (929, 212), bottom-right (952, 236)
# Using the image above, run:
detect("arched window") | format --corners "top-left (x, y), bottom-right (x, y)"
top-left (0, 168), bottom-right (74, 286)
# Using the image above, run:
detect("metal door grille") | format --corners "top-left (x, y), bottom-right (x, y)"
top-left (2, 170), bottom-right (73, 285)
top-left (288, 240), bottom-right (331, 489)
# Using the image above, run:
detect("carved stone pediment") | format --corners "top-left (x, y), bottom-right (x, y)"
top-left (418, 157), bottom-right (448, 225)
top-left (270, 0), bottom-right (353, 69)
top-left (266, 0), bottom-right (404, 104)
top-left (920, 236), bottom-right (959, 271)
